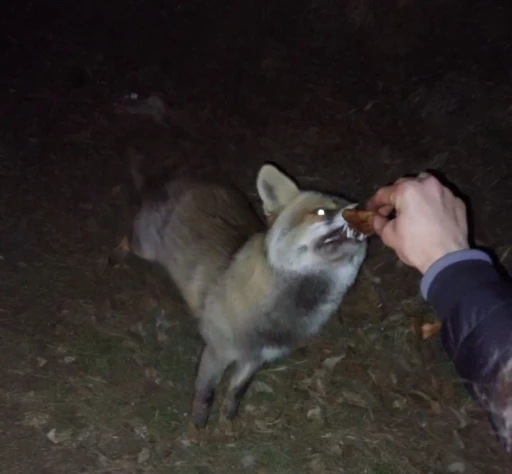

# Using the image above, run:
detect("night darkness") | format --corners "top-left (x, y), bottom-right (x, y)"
top-left (1, 1), bottom-right (512, 472)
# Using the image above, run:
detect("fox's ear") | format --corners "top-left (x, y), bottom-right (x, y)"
top-left (256, 164), bottom-right (300, 218)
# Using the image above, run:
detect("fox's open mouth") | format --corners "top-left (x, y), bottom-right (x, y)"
top-left (315, 225), bottom-right (365, 251)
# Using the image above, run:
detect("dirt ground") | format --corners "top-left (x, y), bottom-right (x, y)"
top-left (1, 1), bottom-right (512, 473)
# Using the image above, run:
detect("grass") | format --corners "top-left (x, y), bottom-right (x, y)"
top-left (73, 326), bottom-right (134, 381)
top-left (373, 463), bottom-right (397, 474)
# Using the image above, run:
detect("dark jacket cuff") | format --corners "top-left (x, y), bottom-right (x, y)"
top-left (420, 249), bottom-right (492, 301)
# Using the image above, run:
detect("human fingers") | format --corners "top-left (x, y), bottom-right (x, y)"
top-left (376, 204), bottom-right (394, 217)
top-left (366, 185), bottom-right (397, 212)
top-left (453, 196), bottom-right (468, 231)
top-left (367, 175), bottom-right (423, 212)
top-left (393, 176), bottom-right (411, 185)
top-left (377, 215), bottom-right (401, 250)
top-left (372, 214), bottom-right (390, 234)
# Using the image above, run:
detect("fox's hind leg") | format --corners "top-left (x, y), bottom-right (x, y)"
top-left (192, 344), bottom-right (231, 428)
top-left (222, 358), bottom-right (262, 421)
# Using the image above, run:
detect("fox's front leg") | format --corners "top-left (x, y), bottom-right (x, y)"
top-left (222, 358), bottom-right (262, 421)
top-left (192, 344), bottom-right (230, 428)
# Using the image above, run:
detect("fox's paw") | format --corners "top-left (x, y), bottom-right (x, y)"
top-left (192, 395), bottom-right (213, 429)
top-left (221, 397), bottom-right (241, 421)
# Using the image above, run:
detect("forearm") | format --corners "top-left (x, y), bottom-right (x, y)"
top-left (421, 249), bottom-right (512, 450)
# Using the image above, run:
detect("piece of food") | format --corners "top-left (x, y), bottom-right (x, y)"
top-left (341, 208), bottom-right (376, 236)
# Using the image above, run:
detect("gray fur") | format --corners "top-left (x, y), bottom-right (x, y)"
top-left (129, 162), bottom-right (367, 427)
top-left (245, 273), bottom-right (334, 356)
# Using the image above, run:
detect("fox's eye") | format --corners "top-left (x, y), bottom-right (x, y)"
top-left (314, 208), bottom-right (326, 217)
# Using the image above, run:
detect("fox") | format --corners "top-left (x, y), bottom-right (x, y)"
top-left (127, 161), bottom-right (368, 428)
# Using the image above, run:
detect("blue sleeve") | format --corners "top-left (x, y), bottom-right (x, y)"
top-left (420, 249), bottom-right (512, 451)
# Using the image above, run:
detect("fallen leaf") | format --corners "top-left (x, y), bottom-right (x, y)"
top-left (429, 400), bottom-right (442, 414)
top-left (137, 447), bottom-right (150, 464)
top-left (254, 419), bottom-right (272, 432)
top-left (430, 373), bottom-right (440, 392)
top-left (307, 406), bottom-right (322, 420)
top-left (144, 367), bottom-right (161, 384)
top-left (44, 429), bottom-right (55, 443)
top-left (392, 398), bottom-right (407, 410)
top-left (421, 322), bottom-right (441, 339)
top-left (240, 454), bottom-right (256, 468)
top-left (310, 369), bottom-right (327, 396)
top-left (322, 354), bottom-right (345, 370)
top-left (46, 428), bottom-right (73, 444)
top-left (97, 453), bottom-right (110, 467)
top-left (252, 380), bottom-right (274, 394)
top-left (452, 429), bottom-right (465, 449)
top-left (449, 407), bottom-right (471, 429)
top-left (309, 455), bottom-right (326, 473)
top-left (447, 461), bottom-right (466, 473)
top-left (130, 420), bottom-right (149, 439)
top-left (340, 390), bottom-right (369, 408)
top-left (329, 442), bottom-right (342, 455)
top-left (409, 389), bottom-right (442, 414)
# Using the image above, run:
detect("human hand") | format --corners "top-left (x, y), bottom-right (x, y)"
top-left (366, 172), bottom-right (470, 274)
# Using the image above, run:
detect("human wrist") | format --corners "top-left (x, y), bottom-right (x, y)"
top-left (417, 242), bottom-right (470, 275)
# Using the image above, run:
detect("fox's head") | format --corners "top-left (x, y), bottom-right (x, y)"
top-left (256, 164), bottom-right (367, 273)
